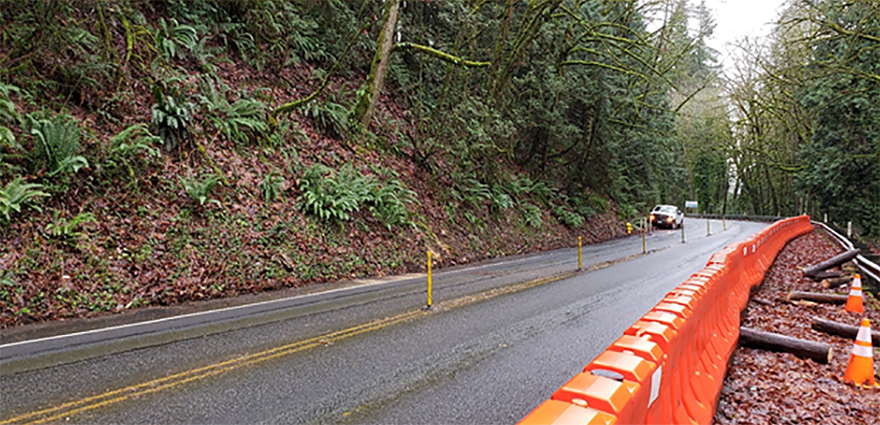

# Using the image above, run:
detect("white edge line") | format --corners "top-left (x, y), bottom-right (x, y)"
top-left (0, 253), bottom-right (562, 351)
top-left (0, 276), bottom-right (406, 351)
top-left (1, 227), bottom-right (742, 352)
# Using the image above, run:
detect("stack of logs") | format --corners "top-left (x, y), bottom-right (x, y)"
top-left (740, 249), bottom-right (878, 364)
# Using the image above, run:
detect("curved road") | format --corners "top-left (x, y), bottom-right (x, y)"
top-left (0, 219), bottom-right (768, 424)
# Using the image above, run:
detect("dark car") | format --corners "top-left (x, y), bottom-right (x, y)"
top-left (650, 205), bottom-right (684, 229)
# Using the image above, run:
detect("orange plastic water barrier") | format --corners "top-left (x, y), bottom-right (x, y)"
top-left (519, 216), bottom-right (813, 424)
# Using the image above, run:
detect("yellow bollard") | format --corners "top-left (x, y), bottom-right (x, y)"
top-left (681, 219), bottom-right (686, 243)
top-left (578, 236), bottom-right (582, 270)
top-left (707, 219), bottom-right (710, 236)
top-left (626, 222), bottom-right (632, 235)
top-left (642, 220), bottom-right (646, 254)
top-left (723, 216), bottom-right (726, 231)
top-left (426, 251), bottom-right (432, 309)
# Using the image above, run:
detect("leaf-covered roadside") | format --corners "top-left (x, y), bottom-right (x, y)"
top-left (714, 230), bottom-right (880, 424)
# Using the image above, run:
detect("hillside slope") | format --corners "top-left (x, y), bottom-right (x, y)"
top-left (0, 2), bottom-right (627, 328)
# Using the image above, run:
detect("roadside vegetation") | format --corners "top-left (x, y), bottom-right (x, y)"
top-left (0, 1), bottom-right (877, 327)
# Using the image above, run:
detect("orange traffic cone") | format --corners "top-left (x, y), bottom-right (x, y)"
top-left (843, 318), bottom-right (876, 387)
top-left (845, 274), bottom-right (864, 313)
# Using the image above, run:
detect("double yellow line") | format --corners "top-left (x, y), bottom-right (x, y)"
top-left (1, 310), bottom-right (426, 425)
top-left (3, 269), bottom-right (584, 425)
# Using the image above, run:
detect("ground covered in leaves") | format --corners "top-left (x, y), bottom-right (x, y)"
top-left (714, 230), bottom-right (880, 424)
top-left (0, 47), bottom-right (627, 329)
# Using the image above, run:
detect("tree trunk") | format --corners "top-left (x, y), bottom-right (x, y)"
top-left (821, 275), bottom-right (853, 289)
top-left (803, 249), bottom-right (860, 278)
top-left (786, 291), bottom-right (849, 305)
top-left (811, 317), bottom-right (880, 347)
top-left (355, 0), bottom-right (401, 129)
top-left (739, 327), bottom-right (833, 364)
top-left (809, 270), bottom-right (842, 281)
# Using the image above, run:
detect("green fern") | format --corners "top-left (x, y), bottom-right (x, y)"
top-left (302, 100), bottom-right (349, 138)
top-left (106, 124), bottom-right (161, 187)
top-left (368, 177), bottom-right (418, 229)
top-left (26, 113), bottom-right (89, 176)
top-left (44, 211), bottom-right (97, 243)
top-left (1, 177), bottom-right (50, 225)
top-left (198, 77), bottom-right (268, 146)
top-left (218, 98), bottom-right (268, 146)
top-left (571, 196), bottom-right (597, 218)
top-left (521, 203), bottom-right (543, 228)
top-left (553, 205), bottom-right (584, 227)
top-left (151, 78), bottom-right (195, 152)
top-left (0, 83), bottom-right (21, 126)
top-left (454, 177), bottom-right (491, 206)
top-left (154, 18), bottom-right (197, 62)
top-left (1, 84), bottom-right (22, 170)
top-left (181, 173), bottom-right (221, 207)
top-left (298, 164), bottom-right (372, 223)
top-left (260, 172), bottom-right (284, 203)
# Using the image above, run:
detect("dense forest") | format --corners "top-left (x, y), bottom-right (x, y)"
top-left (0, 1), bottom-right (877, 327)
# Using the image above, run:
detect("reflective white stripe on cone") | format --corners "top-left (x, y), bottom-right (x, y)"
top-left (844, 318), bottom-right (875, 387)
top-left (845, 274), bottom-right (864, 313)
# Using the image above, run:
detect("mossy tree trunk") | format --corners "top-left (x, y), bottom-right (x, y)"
top-left (354, 0), bottom-right (401, 130)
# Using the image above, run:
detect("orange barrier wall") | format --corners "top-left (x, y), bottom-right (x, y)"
top-left (519, 215), bottom-right (814, 425)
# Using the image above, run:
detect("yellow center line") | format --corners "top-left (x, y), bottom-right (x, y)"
top-left (3, 269), bottom-right (584, 424)
top-left (2, 310), bottom-right (426, 425)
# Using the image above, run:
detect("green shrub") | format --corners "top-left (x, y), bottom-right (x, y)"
top-left (197, 76), bottom-right (269, 146)
top-left (260, 172), bottom-right (284, 203)
top-left (553, 205), bottom-right (584, 227)
top-left (217, 98), bottom-right (268, 146)
top-left (520, 203), bottom-right (543, 228)
top-left (453, 177), bottom-right (492, 207)
top-left (44, 211), bottom-right (96, 243)
top-left (106, 124), bottom-right (161, 186)
top-left (154, 18), bottom-right (197, 62)
top-left (26, 113), bottom-right (89, 176)
top-left (298, 164), bottom-right (417, 228)
top-left (302, 100), bottom-right (349, 138)
top-left (571, 196), bottom-right (597, 218)
top-left (368, 176), bottom-right (417, 229)
top-left (1, 177), bottom-right (49, 225)
top-left (181, 173), bottom-right (221, 206)
top-left (298, 163), bottom-right (370, 223)
top-left (151, 77), bottom-right (195, 152)
top-left (489, 185), bottom-right (514, 219)
top-left (0, 84), bottom-right (21, 148)
top-left (588, 193), bottom-right (610, 213)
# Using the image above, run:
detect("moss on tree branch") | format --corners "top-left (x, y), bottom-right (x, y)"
top-left (393, 42), bottom-right (490, 68)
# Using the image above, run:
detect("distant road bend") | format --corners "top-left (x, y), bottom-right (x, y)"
top-left (0, 219), bottom-right (768, 424)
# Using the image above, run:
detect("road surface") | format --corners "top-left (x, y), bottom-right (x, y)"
top-left (0, 219), bottom-right (768, 424)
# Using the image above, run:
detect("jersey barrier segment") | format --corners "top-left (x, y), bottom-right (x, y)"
top-left (519, 215), bottom-right (814, 425)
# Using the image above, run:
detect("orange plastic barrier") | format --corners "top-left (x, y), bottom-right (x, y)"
top-left (519, 216), bottom-right (813, 424)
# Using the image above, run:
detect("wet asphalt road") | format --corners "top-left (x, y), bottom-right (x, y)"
top-left (0, 219), bottom-right (767, 424)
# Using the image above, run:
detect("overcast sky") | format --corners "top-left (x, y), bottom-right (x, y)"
top-left (701, 0), bottom-right (787, 73)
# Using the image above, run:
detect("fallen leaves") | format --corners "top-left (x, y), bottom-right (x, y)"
top-left (714, 230), bottom-right (880, 424)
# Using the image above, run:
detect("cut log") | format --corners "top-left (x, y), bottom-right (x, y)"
top-left (809, 270), bottom-right (842, 281)
top-left (811, 317), bottom-right (880, 347)
top-left (786, 291), bottom-right (849, 305)
top-left (739, 327), bottom-right (833, 364)
top-left (751, 297), bottom-right (773, 306)
top-left (820, 275), bottom-right (853, 289)
top-left (803, 249), bottom-right (859, 278)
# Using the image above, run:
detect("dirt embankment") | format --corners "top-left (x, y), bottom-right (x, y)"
top-left (714, 230), bottom-right (880, 424)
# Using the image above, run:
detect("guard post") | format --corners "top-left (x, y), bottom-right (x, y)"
top-left (578, 236), bottom-right (582, 270)
top-left (426, 251), bottom-right (433, 309)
